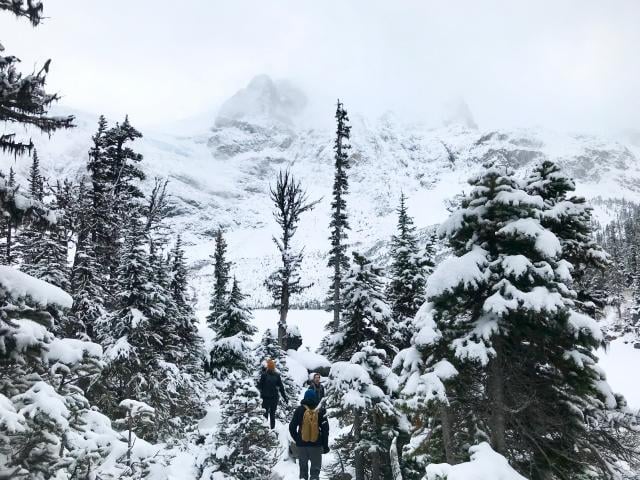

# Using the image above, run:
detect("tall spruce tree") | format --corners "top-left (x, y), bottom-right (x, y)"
top-left (387, 193), bottom-right (434, 350)
top-left (94, 215), bottom-right (164, 424)
top-left (208, 375), bottom-right (278, 480)
top-left (207, 228), bottom-right (231, 330)
top-left (325, 252), bottom-right (398, 480)
top-left (0, 1), bottom-right (73, 156)
top-left (86, 116), bottom-right (145, 295)
top-left (526, 159), bottom-right (610, 318)
top-left (1, 168), bottom-right (16, 265)
top-left (265, 169), bottom-right (317, 348)
top-left (27, 149), bottom-right (44, 200)
top-left (18, 172), bottom-right (70, 293)
top-left (327, 100), bottom-right (352, 331)
top-left (327, 252), bottom-right (394, 362)
top-left (69, 183), bottom-right (105, 340)
top-left (395, 162), bottom-right (639, 479)
top-left (209, 278), bottom-right (257, 381)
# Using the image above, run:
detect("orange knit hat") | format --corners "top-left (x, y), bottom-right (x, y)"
top-left (266, 359), bottom-right (276, 371)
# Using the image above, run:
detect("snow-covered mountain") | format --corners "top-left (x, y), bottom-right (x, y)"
top-left (3, 75), bottom-right (640, 307)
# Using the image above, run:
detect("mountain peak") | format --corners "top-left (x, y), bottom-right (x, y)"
top-left (215, 74), bottom-right (307, 128)
top-left (442, 98), bottom-right (478, 130)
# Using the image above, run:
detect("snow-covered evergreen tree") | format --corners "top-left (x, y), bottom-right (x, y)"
top-left (265, 169), bottom-right (317, 348)
top-left (69, 184), bottom-right (106, 340)
top-left (86, 116), bottom-right (145, 294)
top-left (526, 159), bottom-right (609, 318)
top-left (207, 228), bottom-right (231, 330)
top-left (168, 236), bottom-right (204, 371)
top-left (327, 341), bottom-right (399, 480)
top-left (209, 278), bottom-right (256, 381)
top-left (0, 168), bottom-right (17, 265)
top-left (0, 265), bottom-right (73, 479)
top-left (395, 162), bottom-right (639, 479)
top-left (94, 215), bottom-right (167, 434)
top-left (0, 249), bottom-right (133, 479)
top-left (388, 193), bottom-right (434, 349)
top-left (208, 375), bottom-right (278, 480)
top-left (19, 177), bottom-right (70, 293)
top-left (203, 282), bottom-right (278, 479)
top-left (326, 100), bottom-right (352, 331)
top-left (27, 149), bottom-right (44, 201)
top-left (327, 252), bottom-right (394, 362)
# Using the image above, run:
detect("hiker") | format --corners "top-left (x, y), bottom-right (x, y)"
top-left (289, 389), bottom-right (330, 480)
top-left (307, 372), bottom-right (325, 401)
top-left (258, 358), bottom-right (288, 429)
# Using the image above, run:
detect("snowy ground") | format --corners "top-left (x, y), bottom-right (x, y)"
top-left (598, 336), bottom-right (640, 410)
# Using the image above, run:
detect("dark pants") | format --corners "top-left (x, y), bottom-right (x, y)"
top-left (263, 397), bottom-right (277, 429)
top-left (298, 446), bottom-right (322, 480)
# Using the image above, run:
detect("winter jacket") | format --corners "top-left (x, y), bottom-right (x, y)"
top-left (307, 381), bottom-right (325, 401)
top-left (258, 370), bottom-right (287, 400)
top-left (289, 397), bottom-right (329, 448)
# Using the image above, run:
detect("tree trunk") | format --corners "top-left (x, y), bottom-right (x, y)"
top-left (439, 404), bottom-right (456, 464)
top-left (333, 260), bottom-right (340, 330)
top-left (127, 413), bottom-right (133, 468)
top-left (371, 449), bottom-right (381, 480)
top-left (5, 223), bottom-right (10, 265)
top-left (390, 436), bottom-right (403, 480)
top-left (278, 283), bottom-right (289, 349)
top-left (488, 344), bottom-right (506, 455)
top-left (353, 410), bottom-right (365, 480)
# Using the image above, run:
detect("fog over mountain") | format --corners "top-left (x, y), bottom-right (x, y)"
top-left (3, 74), bottom-right (638, 309)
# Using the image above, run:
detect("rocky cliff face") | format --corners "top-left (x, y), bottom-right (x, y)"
top-left (3, 75), bottom-right (639, 307)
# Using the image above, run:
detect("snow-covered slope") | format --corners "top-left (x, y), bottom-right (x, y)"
top-left (3, 75), bottom-right (640, 308)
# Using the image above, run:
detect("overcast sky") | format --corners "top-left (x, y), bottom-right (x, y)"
top-left (2, 0), bottom-right (639, 132)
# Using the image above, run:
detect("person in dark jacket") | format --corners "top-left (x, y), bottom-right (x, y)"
top-left (307, 373), bottom-right (325, 401)
top-left (258, 358), bottom-right (287, 429)
top-left (289, 389), bottom-right (329, 480)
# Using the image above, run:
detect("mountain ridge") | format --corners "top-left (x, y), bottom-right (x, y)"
top-left (3, 75), bottom-right (640, 308)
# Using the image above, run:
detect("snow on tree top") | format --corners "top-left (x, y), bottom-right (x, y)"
top-left (287, 348), bottom-right (331, 371)
top-left (425, 247), bottom-right (489, 299)
top-left (329, 361), bottom-right (386, 409)
top-left (119, 399), bottom-right (155, 415)
top-left (0, 266), bottom-right (72, 308)
top-left (45, 338), bottom-right (103, 365)
top-left (412, 303), bottom-right (442, 347)
top-left (497, 218), bottom-right (561, 258)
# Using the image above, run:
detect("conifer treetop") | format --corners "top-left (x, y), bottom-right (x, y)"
top-left (0, 0), bottom-right (74, 156)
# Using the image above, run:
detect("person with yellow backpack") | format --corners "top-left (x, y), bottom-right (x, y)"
top-left (288, 389), bottom-right (330, 480)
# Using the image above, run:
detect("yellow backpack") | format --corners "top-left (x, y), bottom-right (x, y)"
top-left (300, 406), bottom-right (320, 442)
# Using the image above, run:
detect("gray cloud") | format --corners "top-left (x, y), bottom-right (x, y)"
top-left (1, 0), bottom-right (638, 133)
